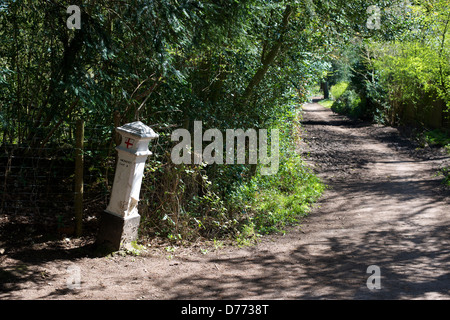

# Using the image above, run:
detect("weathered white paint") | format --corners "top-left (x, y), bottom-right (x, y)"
top-left (105, 121), bottom-right (158, 219)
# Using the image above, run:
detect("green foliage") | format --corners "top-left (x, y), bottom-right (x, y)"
top-left (339, 1), bottom-right (448, 127)
top-left (3, 0), bottom-right (416, 243)
top-left (139, 104), bottom-right (325, 243)
top-left (331, 87), bottom-right (364, 118)
top-left (319, 99), bottom-right (334, 109)
top-left (369, 34), bottom-right (449, 126)
top-left (315, 0), bottom-right (449, 129)
top-left (330, 82), bottom-right (349, 100)
top-left (250, 156), bottom-right (324, 235)
top-left (139, 159), bottom-right (233, 242)
top-left (318, 81), bottom-right (360, 115)
top-left (438, 167), bottom-right (450, 187)
top-left (423, 129), bottom-right (450, 147)
top-left (227, 109), bottom-right (325, 237)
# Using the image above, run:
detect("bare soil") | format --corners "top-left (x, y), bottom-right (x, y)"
top-left (1, 100), bottom-right (449, 300)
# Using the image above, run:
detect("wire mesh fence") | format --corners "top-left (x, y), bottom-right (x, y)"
top-left (0, 119), bottom-right (116, 237)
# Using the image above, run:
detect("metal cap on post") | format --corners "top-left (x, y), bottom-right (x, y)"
top-left (97, 121), bottom-right (158, 252)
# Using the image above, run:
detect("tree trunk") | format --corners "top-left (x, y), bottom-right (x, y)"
top-left (236, 5), bottom-right (294, 108)
top-left (322, 81), bottom-right (329, 100)
top-left (74, 119), bottom-right (84, 237)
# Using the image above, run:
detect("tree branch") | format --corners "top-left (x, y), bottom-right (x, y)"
top-left (236, 5), bottom-right (294, 108)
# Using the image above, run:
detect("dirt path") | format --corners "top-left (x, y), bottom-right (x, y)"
top-left (1, 101), bottom-right (449, 300)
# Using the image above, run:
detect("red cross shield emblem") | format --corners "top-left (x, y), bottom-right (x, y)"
top-left (124, 137), bottom-right (134, 149)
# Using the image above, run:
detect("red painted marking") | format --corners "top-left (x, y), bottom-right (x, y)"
top-left (125, 138), bottom-right (134, 149)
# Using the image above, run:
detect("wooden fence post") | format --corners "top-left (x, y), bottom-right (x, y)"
top-left (75, 119), bottom-right (84, 237)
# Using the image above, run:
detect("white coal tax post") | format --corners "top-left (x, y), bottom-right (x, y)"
top-left (97, 121), bottom-right (158, 251)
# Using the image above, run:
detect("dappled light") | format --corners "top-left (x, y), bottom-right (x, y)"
top-left (1, 0), bottom-right (449, 301)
